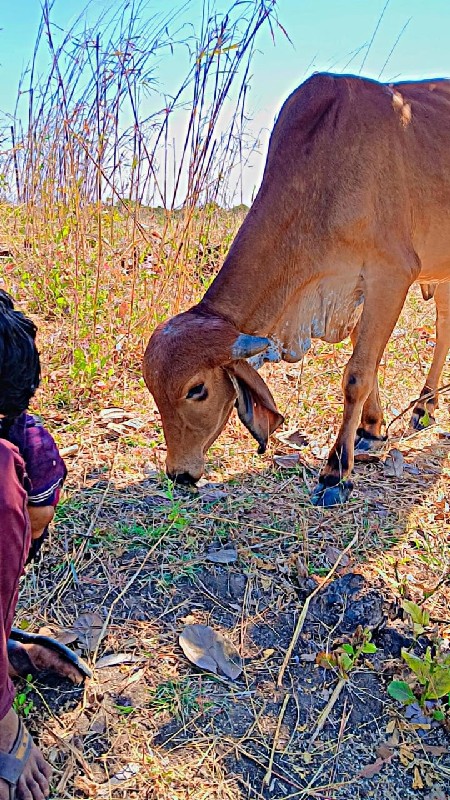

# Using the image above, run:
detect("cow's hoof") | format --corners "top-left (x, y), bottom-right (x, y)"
top-left (354, 430), bottom-right (386, 460)
top-left (310, 481), bottom-right (353, 507)
top-left (409, 410), bottom-right (435, 431)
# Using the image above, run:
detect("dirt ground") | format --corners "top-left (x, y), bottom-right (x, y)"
top-left (12, 289), bottom-right (450, 800)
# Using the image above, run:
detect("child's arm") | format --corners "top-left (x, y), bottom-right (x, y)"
top-left (7, 414), bottom-right (67, 559)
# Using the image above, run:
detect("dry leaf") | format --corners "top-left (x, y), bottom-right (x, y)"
top-left (276, 429), bottom-right (309, 449)
top-left (324, 546), bottom-right (350, 567)
top-left (198, 486), bottom-right (228, 504)
top-left (59, 444), bottom-right (79, 457)
top-left (376, 743), bottom-right (395, 761)
top-left (95, 652), bottom-right (141, 669)
top-left (273, 453), bottom-right (301, 469)
top-left (71, 612), bottom-right (105, 652)
top-left (179, 624), bottom-right (242, 679)
top-left (413, 766), bottom-right (424, 790)
top-left (296, 556), bottom-right (309, 579)
top-left (421, 745), bottom-right (448, 756)
top-left (383, 448), bottom-right (405, 478)
top-left (38, 626), bottom-right (78, 646)
top-left (385, 719), bottom-right (397, 735)
top-left (358, 757), bottom-right (386, 778)
top-left (99, 407), bottom-right (126, 421)
top-left (205, 545), bottom-right (237, 564)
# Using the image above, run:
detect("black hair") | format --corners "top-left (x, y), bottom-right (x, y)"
top-left (0, 290), bottom-right (41, 418)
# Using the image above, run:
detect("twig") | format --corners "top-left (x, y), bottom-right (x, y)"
top-left (277, 533), bottom-right (358, 687)
top-left (309, 678), bottom-right (346, 748)
top-left (43, 722), bottom-right (95, 778)
top-left (263, 691), bottom-right (291, 786)
top-left (386, 381), bottom-right (450, 433)
top-left (328, 696), bottom-right (351, 785)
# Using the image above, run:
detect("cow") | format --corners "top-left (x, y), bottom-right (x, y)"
top-left (143, 73), bottom-right (450, 506)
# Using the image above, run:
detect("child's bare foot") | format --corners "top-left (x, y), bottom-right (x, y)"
top-left (0, 707), bottom-right (51, 799)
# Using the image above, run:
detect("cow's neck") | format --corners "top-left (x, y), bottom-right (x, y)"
top-left (199, 214), bottom-right (297, 335)
top-left (197, 216), bottom-right (364, 363)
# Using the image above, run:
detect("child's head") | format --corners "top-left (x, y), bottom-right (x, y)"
top-left (0, 290), bottom-right (41, 417)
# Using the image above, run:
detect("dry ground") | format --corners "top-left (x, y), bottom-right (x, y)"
top-left (1, 231), bottom-right (448, 799)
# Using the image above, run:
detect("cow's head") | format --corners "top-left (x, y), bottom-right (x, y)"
top-left (143, 310), bottom-right (284, 484)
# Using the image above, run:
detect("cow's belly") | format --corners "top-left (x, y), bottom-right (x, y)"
top-left (414, 217), bottom-right (450, 282)
top-left (272, 275), bottom-right (364, 363)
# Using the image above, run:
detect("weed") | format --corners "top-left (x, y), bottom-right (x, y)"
top-left (318, 629), bottom-right (377, 679)
top-left (388, 646), bottom-right (450, 715)
top-left (13, 675), bottom-right (35, 718)
top-left (148, 679), bottom-right (205, 721)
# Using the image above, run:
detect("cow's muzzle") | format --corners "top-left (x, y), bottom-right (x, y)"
top-left (167, 470), bottom-right (198, 486)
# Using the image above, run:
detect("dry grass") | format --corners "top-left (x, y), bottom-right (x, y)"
top-left (6, 277), bottom-right (450, 799)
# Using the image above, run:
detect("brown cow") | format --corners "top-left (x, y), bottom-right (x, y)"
top-left (143, 73), bottom-right (450, 505)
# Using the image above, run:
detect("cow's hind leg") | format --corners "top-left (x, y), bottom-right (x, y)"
top-left (350, 321), bottom-right (387, 458)
top-left (311, 271), bottom-right (411, 506)
top-left (410, 282), bottom-right (450, 429)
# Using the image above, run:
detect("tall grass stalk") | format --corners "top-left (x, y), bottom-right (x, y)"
top-left (0, 0), bottom-right (281, 404)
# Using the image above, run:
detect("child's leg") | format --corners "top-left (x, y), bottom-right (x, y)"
top-left (27, 506), bottom-right (54, 541)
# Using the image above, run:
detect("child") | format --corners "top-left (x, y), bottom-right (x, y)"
top-left (0, 290), bottom-right (66, 561)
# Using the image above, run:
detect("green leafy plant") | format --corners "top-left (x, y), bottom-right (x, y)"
top-left (13, 675), bottom-right (35, 718)
top-left (148, 679), bottom-right (206, 721)
top-left (318, 629), bottom-right (377, 678)
top-left (402, 600), bottom-right (430, 637)
top-left (388, 646), bottom-right (450, 716)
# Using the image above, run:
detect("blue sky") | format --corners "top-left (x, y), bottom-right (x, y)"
top-left (1, 0), bottom-right (449, 203)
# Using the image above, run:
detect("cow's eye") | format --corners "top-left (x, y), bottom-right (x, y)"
top-left (186, 383), bottom-right (208, 401)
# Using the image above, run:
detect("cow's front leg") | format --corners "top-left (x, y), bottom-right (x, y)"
top-left (311, 273), bottom-right (411, 506)
top-left (410, 282), bottom-right (450, 429)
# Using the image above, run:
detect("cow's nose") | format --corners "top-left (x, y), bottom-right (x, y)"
top-left (167, 470), bottom-right (198, 486)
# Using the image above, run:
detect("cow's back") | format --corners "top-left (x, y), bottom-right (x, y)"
top-left (202, 73), bottom-right (450, 329)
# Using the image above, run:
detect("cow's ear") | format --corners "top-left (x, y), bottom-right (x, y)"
top-left (226, 360), bottom-right (284, 454)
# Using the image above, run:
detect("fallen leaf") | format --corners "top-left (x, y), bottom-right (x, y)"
top-left (38, 626), bottom-right (79, 646)
top-left (276, 429), bottom-right (309, 449)
top-left (413, 766), bottom-right (424, 790)
top-left (399, 745), bottom-right (415, 766)
top-left (421, 745), bottom-right (448, 756)
top-left (424, 788), bottom-right (447, 800)
top-left (95, 652), bottom-right (141, 669)
top-left (324, 546), bottom-right (350, 567)
top-left (199, 488), bottom-right (228, 504)
top-left (120, 417), bottom-right (145, 430)
top-left (99, 407), bottom-right (126, 421)
top-left (204, 544), bottom-right (237, 564)
top-left (383, 448), bottom-right (405, 478)
top-left (273, 453), bottom-right (301, 469)
top-left (71, 612), bottom-right (105, 652)
top-left (358, 757), bottom-right (386, 778)
top-left (179, 624), bottom-right (242, 679)
top-left (59, 444), bottom-right (79, 457)
top-left (296, 556), bottom-right (309, 579)
top-left (376, 743), bottom-right (395, 761)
